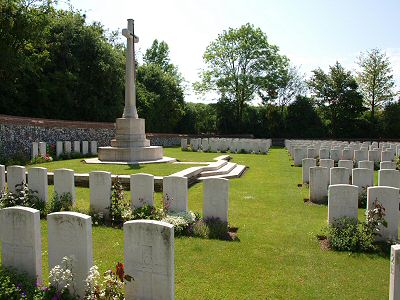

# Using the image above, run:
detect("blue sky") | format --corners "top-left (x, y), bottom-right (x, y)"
top-left (63, 0), bottom-right (400, 102)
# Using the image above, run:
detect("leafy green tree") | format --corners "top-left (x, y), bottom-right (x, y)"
top-left (175, 102), bottom-right (216, 134)
top-left (308, 62), bottom-right (365, 137)
top-left (136, 64), bottom-right (184, 132)
top-left (286, 96), bottom-right (326, 138)
top-left (194, 23), bottom-right (289, 131)
top-left (143, 39), bottom-right (176, 75)
top-left (356, 49), bottom-right (397, 120)
top-left (381, 101), bottom-right (400, 138)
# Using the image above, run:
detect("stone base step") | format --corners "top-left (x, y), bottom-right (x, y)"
top-left (198, 165), bottom-right (247, 180)
top-left (199, 162), bottom-right (237, 177)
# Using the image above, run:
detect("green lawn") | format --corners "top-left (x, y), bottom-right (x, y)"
top-left (5, 148), bottom-right (392, 299)
top-left (27, 148), bottom-right (214, 176)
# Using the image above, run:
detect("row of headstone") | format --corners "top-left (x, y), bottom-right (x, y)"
top-left (32, 141), bottom-right (98, 159)
top-left (90, 172), bottom-right (229, 223)
top-left (0, 207), bottom-right (174, 299)
top-left (0, 166), bottom-right (230, 224)
top-left (1, 165), bottom-right (75, 204)
top-left (181, 138), bottom-right (271, 154)
top-left (327, 185), bottom-right (399, 242)
top-left (286, 139), bottom-right (398, 166)
top-left (305, 157), bottom-right (400, 205)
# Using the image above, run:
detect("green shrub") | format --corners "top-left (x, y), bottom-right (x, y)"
top-left (131, 203), bottom-right (164, 221)
top-left (0, 267), bottom-right (41, 299)
top-left (325, 199), bottom-right (388, 252)
top-left (0, 183), bottom-right (46, 216)
top-left (109, 177), bottom-right (132, 226)
top-left (358, 187), bottom-right (368, 208)
top-left (205, 217), bottom-right (229, 239)
top-left (47, 192), bottom-right (73, 213)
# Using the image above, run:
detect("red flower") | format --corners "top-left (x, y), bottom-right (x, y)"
top-left (116, 262), bottom-right (124, 282)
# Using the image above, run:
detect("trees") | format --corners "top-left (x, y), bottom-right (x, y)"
top-left (356, 49), bottom-right (396, 120)
top-left (308, 62), bottom-right (365, 137)
top-left (194, 23), bottom-right (289, 131)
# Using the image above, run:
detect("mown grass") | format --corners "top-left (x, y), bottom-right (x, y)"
top-left (4, 148), bottom-right (391, 298)
top-left (27, 148), bottom-right (214, 176)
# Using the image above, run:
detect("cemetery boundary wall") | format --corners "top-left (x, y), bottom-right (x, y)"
top-left (0, 114), bottom-right (253, 160)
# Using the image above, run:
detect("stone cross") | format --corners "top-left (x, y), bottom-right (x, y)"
top-left (122, 19), bottom-right (139, 119)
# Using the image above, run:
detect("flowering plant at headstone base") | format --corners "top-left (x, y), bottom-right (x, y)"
top-left (84, 262), bottom-right (133, 299)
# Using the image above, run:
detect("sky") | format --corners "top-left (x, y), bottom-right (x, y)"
top-left (61, 0), bottom-right (400, 103)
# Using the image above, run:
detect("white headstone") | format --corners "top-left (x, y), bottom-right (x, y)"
top-left (54, 168), bottom-right (76, 205)
top-left (131, 173), bottom-right (154, 208)
top-left (382, 150), bottom-right (395, 162)
top-left (7, 165), bottom-right (26, 193)
top-left (56, 141), bottom-right (63, 157)
top-left (202, 138), bottom-right (209, 152)
top-left (48, 212), bottom-right (93, 297)
top-left (0, 165), bottom-right (5, 193)
top-left (163, 176), bottom-right (188, 212)
top-left (89, 171), bottom-right (112, 219)
top-left (309, 166), bottom-right (329, 204)
top-left (319, 148), bottom-right (330, 159)
top-left (341, 148), bottom-right (353, 160)
top-left (73, 141), bottom-right (81, 154)
top-left (82, 141), bottom-right (89, 155)
top-left (330, 149), bottom-right (340, 162)
top-left (180, 139), bottom-right (187, 150)
top-left (319, 159), bottom-right (334, 169)
top-left (390, 244), bottom-right (400, 300)
top-left (354, 149), bottom-right (368, 163)
top-left (28, 167), bottom-right (48, 202)
top-left (367, 186), bottom-right (399, 241)
top-left (378, 169), bottom-right (400, 188)
top-left (352, 168), bottom-right (374, 189)
top-left (368, 150), bottom-right (380, 162)
top-left (0, 207), bottom-right (42, 281)
top-left (338, 160), bottom-right (353, 171)
top-left (302, 158), bottom-right (316, 184)
top-left (32, 142), bottom-right (39, 159)
top-left (328, 184), bottom-right (358, 225)
top-left (307, 147), bottom-right (316, 159)
top-left (64, 141), bottom-right (72, 154)
top-left (330, 167), bottom-right (350, 185)
top-left (124, 220), bottom-right (174, 300)
top-left (38, 142), bottom-right (46, 157)
top-left (203, 178), bottom-right (229, 222)
top-left (293, 147), bottom-right (306, 166)
top-left (380, 161), bottom-right (396, 170)
top-left (90, 141), bottom-right (98, 155)
top-left (358, 160), bottom-right (374, 171)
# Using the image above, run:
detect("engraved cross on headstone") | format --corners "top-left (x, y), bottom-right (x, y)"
top-left (122, 19), bottom-right (139, 119)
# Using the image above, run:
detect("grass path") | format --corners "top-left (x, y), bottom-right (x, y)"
top-left (6, 148), bottom-right (391, 298)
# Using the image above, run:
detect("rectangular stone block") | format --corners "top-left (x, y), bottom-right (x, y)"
top-left (48, 212), bottom-right (93, 297)
top-left (367, 186), bottom-right (400, 241)
top-left (7, 165), bottom-right (26, 193)
top-left (358, 160), bottom-right (374, 171)
top-left (73, 141), bottom-right (81, 154)
top-left (390, 244), bottom-right (400, 300)
top-left (39, 142), bottom-right (46, 156)
top-left (163, 176), bottom-right (188, 212)
top-left (354, 149), bottom-right (368, 163)
top-left (82, 141), bottom-right (89, 155)
top-left (28, 167), bottom-right (48, 202)
top-left (330, 149), bottom-right (340, 162)
top-left (330, 167), bottom-right (350, 185)
top-left (328, 184), bottom-right (358, 225)
top-left (309, 166), bottom-right (329, 204)
top-left (368, 150), bottom-right (380, 162)
top-left (319, 159), bottom-right (334, 169)
top-left (54, 168), bottom-right (76, 205)
top-left (203, 178), bottom-right (229, 222)
top-left (124, 220), bottom-right (174, 300)
top-left (352, 168), bottom-right (374, 189)
top-left (90, 141), bottom-right (98, 155)
top-left (202, 138), bottom-right (209, 152)
top-left (32, 142), bottom-right (39, 159)
top-left (56, 141), bottom-right (63, 157)
top-left (293, 147), bottom-right (306, 166)
top-left (180, 139), bottom-right (187, 150)
top-left (338, 160), bottom-right (353, 171)
top-left (319, 148), bottom-right (330, 159)
top-left (381, 161), bottom-right (396, 170)
top-left (131, 173), bottom-right (154, 208)
top-left (307, 147), bottom-right (316, 159)
top-left (0, 165), bottom-right (5, 193)
top-left (302, 158), bottom-right (316, 184)
top-left (0, 207), bottom-right (42, 282)
top-left (341, 148), bottom-right (352, 160)
top-left (64, 141), bottom-right (72, 154)
top-left (382, 150), bottom-right (395, 162)
top-left (378, 169), bottom-right (400, 189)
top-left (89, 171), bottom-right (112, 218)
